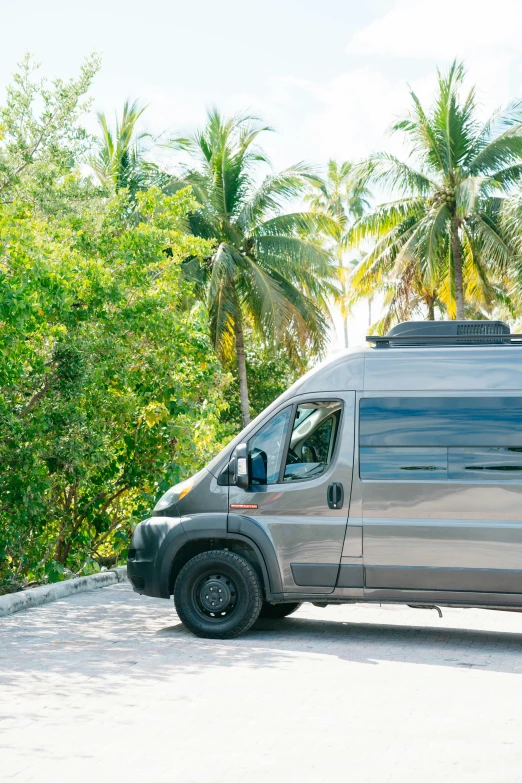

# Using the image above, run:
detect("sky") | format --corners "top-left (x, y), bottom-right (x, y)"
top-left (2, 0), bottom-right (522, 351)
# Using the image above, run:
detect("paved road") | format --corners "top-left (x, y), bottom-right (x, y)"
top-left (2, 582), bottom-right (522, 782)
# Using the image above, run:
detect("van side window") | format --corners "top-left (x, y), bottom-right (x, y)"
top-left (283, 401), bottom-right (342, 482)
top-left (359, 397), bottom-right (522, 481)
top-left (248, 407), bottom-right (291, 486)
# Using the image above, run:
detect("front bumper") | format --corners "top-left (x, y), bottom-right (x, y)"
top-left (126, 555), bottom-right (156, 596)
top-left (127, 515), bottom-right (184, 598)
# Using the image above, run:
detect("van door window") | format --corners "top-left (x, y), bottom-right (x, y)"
top-left (283, 401), bottom-right (342, 482)
top-left (248, 407), bottom-right (291, 486)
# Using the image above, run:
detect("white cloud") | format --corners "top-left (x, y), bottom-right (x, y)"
top-left (281, 0), bottom-right (522, 171)
top-left (280, 68), bottom-right (403, 160)
top-left (347, 0), bottom-right (521, 60)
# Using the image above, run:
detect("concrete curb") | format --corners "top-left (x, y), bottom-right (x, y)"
top-left (0, 566), bottom-right (128, 619)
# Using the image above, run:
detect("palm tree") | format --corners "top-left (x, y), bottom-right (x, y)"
top-left (177, 109), bottom-right (339, 426)
top-left (349, 61), bottom-right (522, 320)
top-left (90, 99), bottom-right (166, 198)
top-left (306, 160), bottom-right (371, 222)
top-left (306, 160), bottom-right (371, 347)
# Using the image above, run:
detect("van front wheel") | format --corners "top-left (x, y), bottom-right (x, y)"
top-left (174, 550), bottom-right (262, 639)
top-left (259, 602), bottom-right (302, 619)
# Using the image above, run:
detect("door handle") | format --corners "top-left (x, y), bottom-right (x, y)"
top-left (327, 482), bottom-right (344, 510)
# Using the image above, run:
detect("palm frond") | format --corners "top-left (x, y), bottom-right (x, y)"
top-left (237, 163), bottom-right (318, 231)
top-left (455, 176), bottom-right (489, 217)
top-left (355, 153), bottom-right (436, 196)
top-left (432, 60), bottom-right (478, 171)
top-left (472, 99), bottom-right (522, 155)
top-left (392, 90), bottom-right (448, 176)
top-left (207, 242), bottom-right (242, 306)
top-left (422, 203), bottom-right (450, 280)
top-left (347, 198), bottom-right (426, 246)
top-left (254, 234), bottom-right (335, 272)
top-left (466, 211), bottom-right (514, 273)
top-left (257, 210), bottom-right (341, 239)
top-left (238, 255), bottom-right (294, 338)
top-left (208, 276), bottom-right (237, 359)
top-left (90, 99), bottom-right (164, 197)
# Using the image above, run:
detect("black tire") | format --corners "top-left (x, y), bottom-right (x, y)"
top-left (174, 550), bottom-right (262, 639)
top-left (259, 601), bottom-right (302, 619)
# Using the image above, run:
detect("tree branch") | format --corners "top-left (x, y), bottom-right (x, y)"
top-left (18, 374), bottom-right (58, 417)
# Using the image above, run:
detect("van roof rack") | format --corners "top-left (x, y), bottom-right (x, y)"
top-left (366, 320), bottom-right (522, 347)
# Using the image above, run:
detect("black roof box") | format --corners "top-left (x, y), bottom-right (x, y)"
top-left (368, 320), bottom-right (512, 347)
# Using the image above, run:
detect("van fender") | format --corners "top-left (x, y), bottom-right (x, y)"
top-left (155, 513), bottom-right (283, 599)
top-left (156, 513), bottom-right (227, 597)
top-left (227, 514), bottom-right (283, 595)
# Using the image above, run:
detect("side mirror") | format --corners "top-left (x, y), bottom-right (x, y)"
top-left (233, 443), bottom-right (250, 490)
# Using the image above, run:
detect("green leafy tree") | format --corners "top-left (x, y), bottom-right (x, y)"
top-left (0, 58), bottom-right (230, 586)
top-left (0, 186), bottom-right (227, 584)
top-left (350, 61), bottom-right (522, 321)
top-left (176, 109), bottom-right (339, 427)
top-left (0, 54), bottom-right (100, 209)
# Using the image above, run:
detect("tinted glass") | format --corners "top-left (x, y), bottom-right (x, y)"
top-left (248, 407), bottom-right (291, 486)
top-left (283, 401), bottom-right (341, 482)
top-left (448, 447), bottom-right (522, 480)
top-left (360, 397), bottom-right (522, 447)
top-left (360, 396), bottom-right (522, 482)
top-left (360, 447), bottom-right (447, 480)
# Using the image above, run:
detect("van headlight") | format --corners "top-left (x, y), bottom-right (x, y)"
top-left (153, 477), bottom-right (194, 512)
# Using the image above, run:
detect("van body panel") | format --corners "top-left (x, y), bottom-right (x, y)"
top-left (175, 469), bottom-right (228, 516)
top-left (363, 587), bottom-right (522, 607)
top-left (127, 515), bottom-right (187, 597)
top-left (341, 525), bottom-right (363, 557)
top-left (291, 563), bottom-right (340, 587)
top-left (295, 355), bottom-right (364, 395)
top-left (337, 564), bottom-right (364, 587)
top-left (363, 515), bottom-right (522, 565)
top-left (365, 565), bottom-right (522, 593)
top-left (128, 511), bottom-right (281, 599)
top-left (127, 515), bottom-right (184, 596)
top-left (359, 388), bottom-right (522, 595)
top-left (227, 514), bottom-right (283, 593)
top-left (364, 346), bottom-right (522, 391)
top-left (228, 391), bottom-right (356, 593)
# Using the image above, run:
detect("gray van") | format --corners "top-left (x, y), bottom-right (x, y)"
top-left (127, 320), bottom-right (522, 638)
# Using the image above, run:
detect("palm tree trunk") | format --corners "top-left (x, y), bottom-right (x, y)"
top-left (427, 298), bottom-right (435, 320)
top-left (339, 252), bottom-right (349, 350)
top-left (451, 216), bottom-right (465, 320)
top-left (234, 311), bottom-right (250, 428)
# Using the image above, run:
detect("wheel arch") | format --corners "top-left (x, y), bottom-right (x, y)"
top-left (165, 535), bottom-right (271, 598)
top-left (156, 514), bottom-right (283, 599)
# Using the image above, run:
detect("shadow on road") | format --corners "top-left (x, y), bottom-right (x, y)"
top-left (157, 613), bottom-right (522, 671)
top-left (2, 584), bottom-right (522, 691)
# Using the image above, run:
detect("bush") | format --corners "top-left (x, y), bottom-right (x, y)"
top-left (0, 187), bottom-right (228, 584)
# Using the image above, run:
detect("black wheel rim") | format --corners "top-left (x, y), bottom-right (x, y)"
top-left (193, 572), bottom-right (238, 621)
